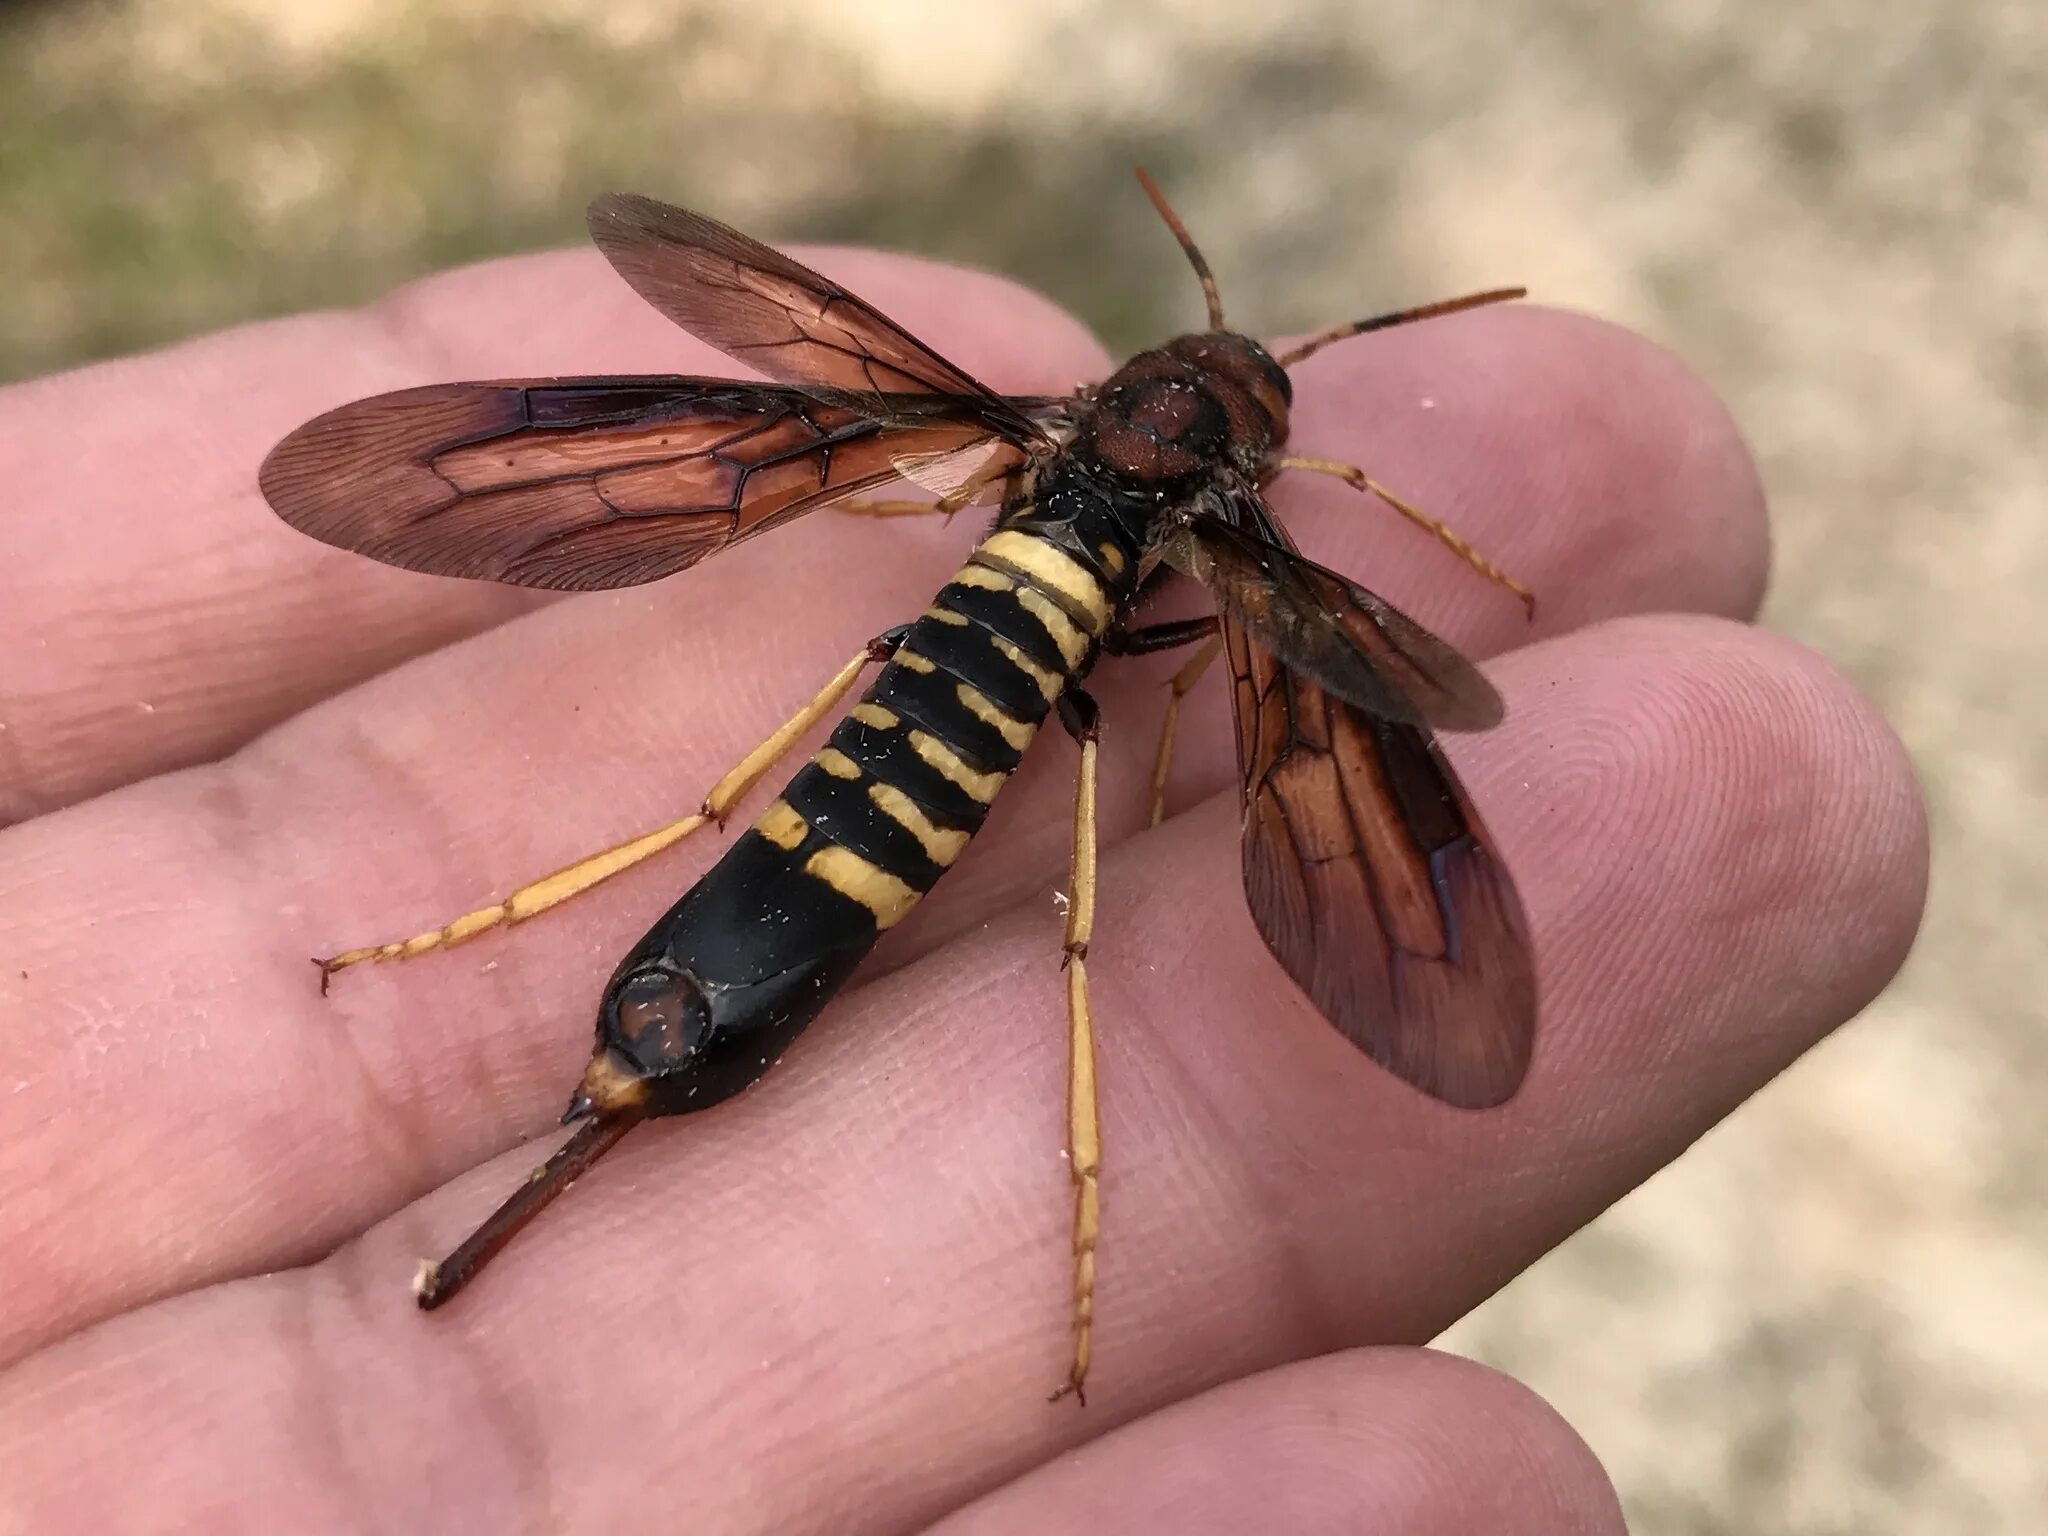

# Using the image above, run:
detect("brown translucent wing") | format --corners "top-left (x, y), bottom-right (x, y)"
top-left (586, 193), bottom-right (1049, 442)
top-left (259, 378), bottom-right (1015, 590)
top-left (1166, 512), bottom-right (1502, 732)
top-left (1214, 490), bottom-right (1535, 1107)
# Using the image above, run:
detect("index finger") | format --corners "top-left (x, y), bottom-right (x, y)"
top-left (0, 246), bottom-right (1108, 821)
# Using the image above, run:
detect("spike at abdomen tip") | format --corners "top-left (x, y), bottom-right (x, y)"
top-left (409, 1109), bottom-right (643, 1312)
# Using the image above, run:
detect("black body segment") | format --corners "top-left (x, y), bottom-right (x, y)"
top-left (581, 338), bottom-right (1279, 1120)
top-left (589, 488), bottom-right (1147, 1117)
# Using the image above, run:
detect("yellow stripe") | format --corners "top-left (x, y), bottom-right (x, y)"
top-left (753, 798), bottom-right (808, 851)
top-left (977, 530), bottom-right (1110, 634)
top-left (814, 747), bottom-right (862, 779)
top-left (1097, 542), bottom-right (1126, 574)
top-left (992, 634), bottom-right (1062, 702)
top-left (923, 606), bottom-right (969, 627)
top-left (908, 729), bottom-right (1006, 803)
top-left (869, 781), bottom-right (972, 866)
top-left (804, 845), bottom-right (919, 929)
top-left (956, 682), bottom-right (1037, 751)
top-left (1015, 587), bottom-right (1089, 670)
top-left (895, 649), bottom-right (935, 675)
top-left (950, 565), bottom-right (1014, 592)
top-left (850, 703), bottom-right (899, 729)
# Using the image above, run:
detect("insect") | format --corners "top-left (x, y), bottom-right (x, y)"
top-left (260, 172), bottom-right (1538, 1403)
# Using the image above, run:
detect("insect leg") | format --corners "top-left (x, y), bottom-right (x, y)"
top-left (830, 499), bottom-right (957, 519)
top-left (1109, 616), bottom-right (1223, 828)
top-left (835, 455), bottom-right (1018, 520)
top-left (315, 626), bottom-right (912, 991)
top-left (1050, 688), bottom-right (1101, 1405)
top-left (1149, 633), bottom-right (1223, 829)
top-left (1276, 456), bottom-right (1536, 617)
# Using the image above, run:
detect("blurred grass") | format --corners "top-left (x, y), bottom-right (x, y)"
top-left (0, 1), bottom-right (1244, 379)
top-left (5, 1), bottom-right (2044, 1531)
top-left (2, 4), bottom-right (809, 375)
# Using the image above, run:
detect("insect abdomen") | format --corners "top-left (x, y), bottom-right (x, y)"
top-left (593, 525), bottom-right (1118, 1117)
top-left (762, 524), bottom-right (1118, 929)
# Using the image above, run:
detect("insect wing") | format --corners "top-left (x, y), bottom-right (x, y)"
top-left (1212, 491), bottom-right (1535, 1107)
top-left (586, 193), bottom-right (1051, 441)
top-left (1168, 511), bottom-right (1502, 732)
top-left (259, 377), bottom-right (1016, 590)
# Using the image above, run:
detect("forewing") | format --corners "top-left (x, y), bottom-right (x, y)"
top-left (259, 378), bottom-right (1015, 590)
top-left (586, 193), bottom-right (1050, 441)
top-left (1168, 511), bottom-right (1502, 732)
top-left (1214, 491), bottom-right (1535, 1107)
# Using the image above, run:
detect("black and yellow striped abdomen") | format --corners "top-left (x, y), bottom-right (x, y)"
top-left (751, 525), bottom-right (1120, 932)
top-left (589, 518), bottom-right (1131, 1116)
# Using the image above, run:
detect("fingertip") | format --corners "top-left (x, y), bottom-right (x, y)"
top-left (934, 1348), bottom-right (1626, 1536)
top-left (1483, 612), bottom-right (1928, 1099)
top-left (1521, 305), bottom-right (1770, 623)
top-left (1407, 1351), bottom-right (1630, 1536)
top-left (1698, 617), bottom-right (1929, 993)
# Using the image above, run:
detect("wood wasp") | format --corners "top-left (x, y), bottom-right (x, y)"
top-left (260, 172), bottom-right (1538, 1403)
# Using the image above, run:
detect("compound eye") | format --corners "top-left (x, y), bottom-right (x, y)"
top-left (605, 965), bottom-right (708, 1071)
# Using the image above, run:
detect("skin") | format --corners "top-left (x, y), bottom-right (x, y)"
top-left (0, 244), bottom-right (1925, 1534)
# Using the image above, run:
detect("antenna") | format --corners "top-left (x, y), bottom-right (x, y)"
top-left (1134, 168), bottom-right (1225, 330)
top-left (1274, 288), bottom-right (1526, 369)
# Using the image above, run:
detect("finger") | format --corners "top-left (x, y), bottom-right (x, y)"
top-left (929, 1351), bottom-right (1622, 1536)
top-left (0, 314), bottom-right (1768, 1357)
top-left (0, 616), bottom-right (1926, 1536)
top-left (0, 248), bottom-right (1107, 822)
top-left (0, 1330), bottom-right (1620, 1536)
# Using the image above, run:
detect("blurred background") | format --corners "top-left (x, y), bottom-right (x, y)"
top-left (5, 0), bottom-right (2041, 1527)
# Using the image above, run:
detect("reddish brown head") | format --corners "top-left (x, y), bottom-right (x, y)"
top-left (1165, 331), bottom-right (1293, 441)
top-left (1084, 333), bottom-right (1291, 486)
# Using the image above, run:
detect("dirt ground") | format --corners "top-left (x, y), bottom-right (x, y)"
top-left (4, 1), bottom-right (2041, 1528)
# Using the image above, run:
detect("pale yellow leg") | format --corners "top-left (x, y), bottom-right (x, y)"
top-left (1146, 635), bottom-right (1224, 828)
top-left (834, 457), bottom-right (1016, 520)
top-left (831, 499), bottom-right (955, 519)
top-left (316, 643), bottom-right (887, 990)
top-left (1278, 456), bottom-right (1536, 617)
top-left (1050, 720), bottom-right (1101, 1404)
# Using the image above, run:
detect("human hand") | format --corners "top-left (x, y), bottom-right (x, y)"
top-left (0, 242), bottom-right (1925, 1531)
